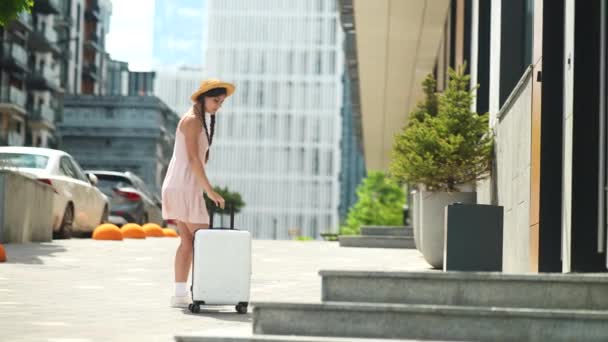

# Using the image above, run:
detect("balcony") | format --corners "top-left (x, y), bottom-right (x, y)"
top-left (0, 86), bottom-right (27, 117)
top-left (8, 12), bottom-right (33, 32)
top-left (27, 67), bottom-right (61, 92)
top-left (84, 32), bottom-right (101, 51)
top-left (0, 43), bottom-right (29, 72)
top-left (82, 62), bottom-right (99, 81)
top-left (32, 0), bottom-right (61, 15)
top-left (30, 106), bottom-right (56, 124)
top-left (0, 86), bottom-right (27, 113)
top-left (28, 22), bottom-right (60, 54)
top-left (85, 0), bottom-right (101, 21)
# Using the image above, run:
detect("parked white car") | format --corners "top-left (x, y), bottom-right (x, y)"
top-left (0, 147), bottom-right (109, 238)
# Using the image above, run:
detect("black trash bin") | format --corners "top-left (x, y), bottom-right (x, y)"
top-left (444, 203), bottom-right (504, 272)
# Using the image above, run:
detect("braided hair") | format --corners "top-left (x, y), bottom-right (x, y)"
top-left (195, 87), bottom-right (227, 163)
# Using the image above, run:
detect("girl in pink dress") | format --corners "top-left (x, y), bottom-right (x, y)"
top-left (162, 79), bottom-right (235, 307)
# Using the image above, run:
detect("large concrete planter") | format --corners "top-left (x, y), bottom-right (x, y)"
top-left (411, 189), bottom-right (421, 251)
top-left (416, 190), bottom-right (476, 269)
top-left (0, 170), bottom-right (54, 243)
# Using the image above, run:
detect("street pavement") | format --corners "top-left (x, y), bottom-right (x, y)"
top-left (0, 238), bottom-right (432, 342)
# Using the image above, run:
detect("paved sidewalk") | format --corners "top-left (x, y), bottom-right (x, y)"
top-left (0, 238), bottom-right (432, 341)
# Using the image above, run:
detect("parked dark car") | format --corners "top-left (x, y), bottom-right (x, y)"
top-left (86, 170), bottom-right (163, 226)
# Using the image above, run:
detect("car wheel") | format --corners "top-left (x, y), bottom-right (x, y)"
top-left (55, 204), bottom-right (74, 239)
top-left (100, 205), bottom-right (109, 225)
top-left (140, 213), bottom-right (149, 225)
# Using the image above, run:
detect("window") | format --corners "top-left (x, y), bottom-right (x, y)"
top-left (312, 117), bottom-right (320, 142)
top-left (315, 51), bottom-right (322, 74)
top-left (287, 51), bottom-right (294, 74)
top-left (270, 81), bottom-right (279, 109)
top-left (268, 113), bottom-right (277, 139)
top-left (300, 51), bottom-right (308, 74)
top-left (68, 157), bottom-right (89, 182)
top-left (314, 18), bottom-right (323, 45)
top-left (329, 18), bottom-right (337, 45)
top-left (298, 116), bottom-right (306, 142)
top-left (328, 51), bottom-right (336, 74)
top-left (59, 157), bottom-right (77, 179)
top-left (242, 80), bottom-right (250, 106)
top-left (257, 113), bottom-right (264, 139)
top-left (257, 81), bottom-right (264, 107)
top-left (286, 81), bottom-right (293, 109)
top-left (285, 115), bottom-right (292, 142)
top-left (499, 0), bottom-right (534, 106)
top-left (260, 52), bottom-right (266, 73)
top-left (0, 153), bottom-right (48, 169)
top-left (312, 149), bottom-right (320, 175)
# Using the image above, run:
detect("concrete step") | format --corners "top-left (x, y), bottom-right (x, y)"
top-left (320, 270), bottom-right (608, 310)
top-left (252, 302), bottom-right (608, 341)
top-left (175, 334), bottom-right (435, 342)
top-left (360, 226), bottom-right (413, 237)
top-left (338, 236), bottom-right (415, 249)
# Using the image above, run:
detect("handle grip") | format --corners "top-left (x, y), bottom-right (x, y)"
top-left (209, 203), bottom-right (235, 229)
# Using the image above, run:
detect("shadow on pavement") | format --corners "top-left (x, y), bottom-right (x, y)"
top-left (3, 242), bottom-right (68, 264)
top-left (182, 308), bottom-right (253, 322)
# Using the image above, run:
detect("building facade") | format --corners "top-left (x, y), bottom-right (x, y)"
top-left (58, 95), bottom-right (179, 194)
top-left (337, 2), bottom-right (366, 222)
top-left (81, 0), bottom-right (112, 95)
top-left (0, 0), bottom-right (113, 149)
top-left (472, 0), bottom-right (608, 273)
top-left (344, 0), bottom-right (608, 273)
top-left (128, 71), bottom-right (156, 97)
top-left (205, 0), bottom-right (344, 239)
top-left (155, 66), bottom-right (205, 116)
top-left (338, 70), bottom-right (365, 222)
top-left (105, 58), bottom-right (129, 96)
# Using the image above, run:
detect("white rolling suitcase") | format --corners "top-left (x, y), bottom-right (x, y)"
top-left (189, 205), bottom-right (251, 314)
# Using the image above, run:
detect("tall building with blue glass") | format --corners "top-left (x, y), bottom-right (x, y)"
top-left (152, 0), bottom-right (206, 67)
top-left (338, 69), bottom-right (366, 222)
top-left (338, 3), bottom-right (366, 223)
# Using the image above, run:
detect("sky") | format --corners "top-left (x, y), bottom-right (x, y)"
top-left (106, 0), bottom-right (156, 71)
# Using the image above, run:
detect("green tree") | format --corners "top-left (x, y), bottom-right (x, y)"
top-left (340, 171), bottom-right (405, 235)
top-left (390, 65), bottom-right (493, 191)
top-left (408, 73), bottom-right (439, 124)
top-left (204, 186), bottom-right (246, 215)
top-left (0, 0), bottom-right (33, 26)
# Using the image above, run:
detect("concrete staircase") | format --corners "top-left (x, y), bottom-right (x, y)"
top-left (175, 335), bottom-right (433, 342)
top-left (338, 226), bottom-right (415, 249)
top-left (176, 270), bottom-right (608, 341)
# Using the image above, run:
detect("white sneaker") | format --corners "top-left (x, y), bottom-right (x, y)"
top-left (170, 295), bottom-right (191, 308)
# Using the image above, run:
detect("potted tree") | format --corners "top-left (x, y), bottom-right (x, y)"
top-left (204, 186), bottom-right (245, 227)
top-left (390, 66), bottom-right (493, 268)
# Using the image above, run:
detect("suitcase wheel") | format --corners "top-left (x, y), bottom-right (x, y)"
top-left (236, 302), bottom-right (248, 314)
top-left (189, 303), bottom-right (201, 313)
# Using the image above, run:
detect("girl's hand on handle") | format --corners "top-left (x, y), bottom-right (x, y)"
top-left (208, 190), bottom-right (225, 209)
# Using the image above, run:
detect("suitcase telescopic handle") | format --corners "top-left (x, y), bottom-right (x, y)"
top-left (209, 203), bottom-right (235, 230)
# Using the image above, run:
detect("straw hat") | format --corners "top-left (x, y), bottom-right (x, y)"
top-left (190, 78), bottom-right (236, 101)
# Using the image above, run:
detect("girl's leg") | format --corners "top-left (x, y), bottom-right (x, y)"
top-left (171, 221), bottom-right (195, 307)
top-left (171, 221), bottom-right (210, 307)
top-left (174, 220), bottom-right (194, 283)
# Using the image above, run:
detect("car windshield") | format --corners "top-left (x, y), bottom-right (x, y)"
top-left (0, 153), bottom-right (49, 169)
top-left (95, 174), bottom-right (134, 196)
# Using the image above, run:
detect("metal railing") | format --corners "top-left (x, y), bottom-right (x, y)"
top-left (6, 43), bottom-right (28, 66)
top-left (31, 106), bottom-right (55, 123)
top-left (0, 87), bottom-right (26, 108)
top-left (33, 21), bottom-right (58, 45)
top-left (17, 12), bottom-right (32, 27)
